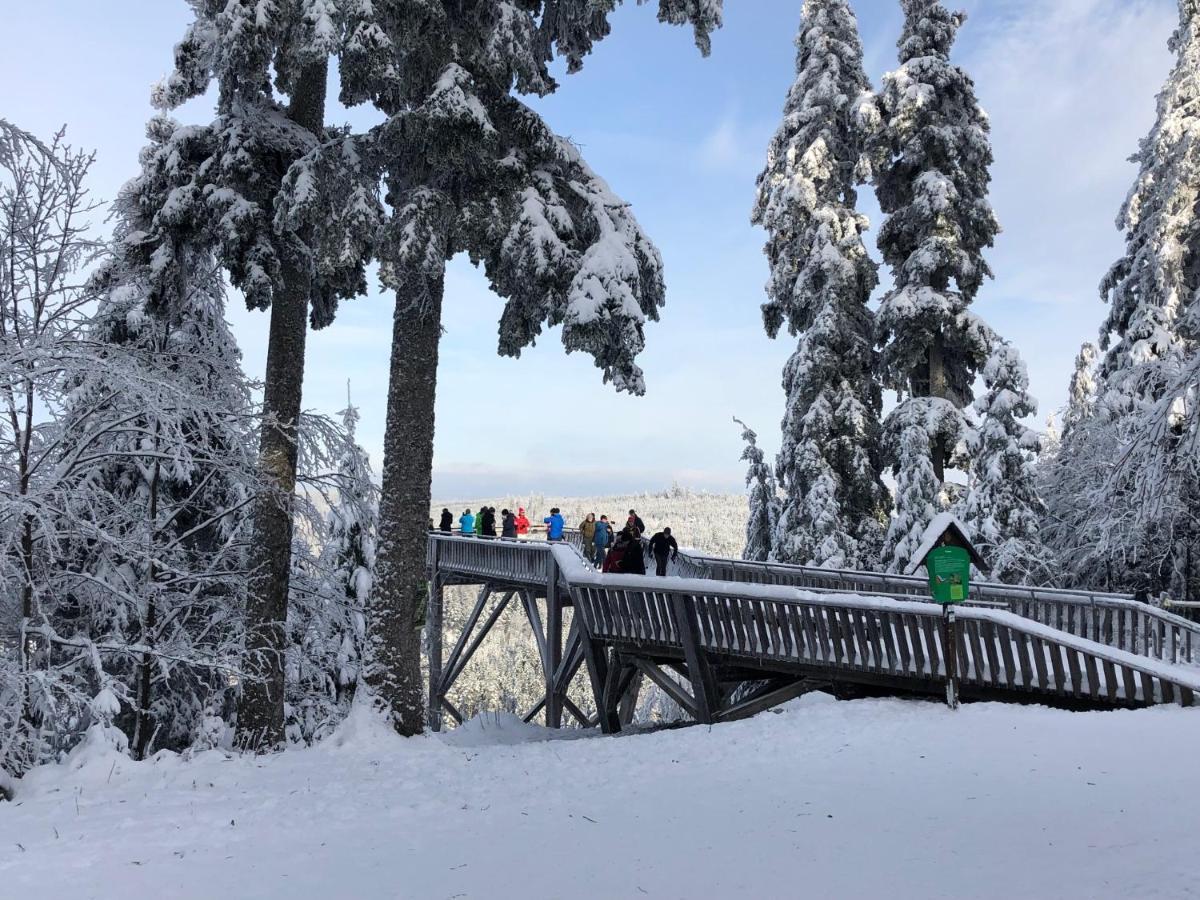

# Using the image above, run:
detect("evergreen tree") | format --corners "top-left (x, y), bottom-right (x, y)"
top-left (867, 0), bottom-right (1000, 571)
top-left (144, 4), bottom-right (376, 749)
top-left (1077, 0), bottom-right (1200, 598)
top-left (1062, 343), bottom-right (1099, 438)
top-left (959, 343), bottom-right (1051, 584)
top-left (338, 1), bottom-right (726, 735)
top-left (734, 418), bottom-right (779, 562)
top-left (751, 0), bottom-right (888, 569)
top-left (286, 391), bottom-right (376, 743)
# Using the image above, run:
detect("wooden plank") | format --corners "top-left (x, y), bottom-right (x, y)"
top-left (1139, 670), bottom-right (1154, 705)
top-left (895, 614), bottom-right (913, 676)
top-left (1047, 640), bottom-right (1066, 695)
top-left (562, 696), bottom-right (592, 728)
top-left (921, 616), bottom-right (939, 677)
top-left (910, 614), bottom-right (927, 678)
top-left (864, 612), bottom-right (884, 673)
top-left (1101, 659), bottom-right (1118, 705)
top-left (1084, 652), bottom-right (1101, 702)
top-left (1065, 646), bottom-right (1084, 699)
top-left (966, 618), bottom-right (986, 685)
top-left (1121, 664), bottom-right (1137, 706)
top-left (1014, 632), bottom-right (1034, 691)
top-left (996, 622), bottom-right (1017, 690)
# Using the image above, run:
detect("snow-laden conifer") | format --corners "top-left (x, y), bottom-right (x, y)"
top-left (338, 1), bottom-right (726, 735)
top-left (868, 0), bottom-right (1000, 571)
top-left (1044, 1), bottom-right (1200, 597)
top-left (286, 392), bottom-right (376, 744)
top-left (734, 419), bottom-right (779, 562)
top-left (958, 344), bottom-right (1051, 584)
top-left (751, 0), bottom-right (888, 569)
top-left (147, 3), bottom-right (379, 750)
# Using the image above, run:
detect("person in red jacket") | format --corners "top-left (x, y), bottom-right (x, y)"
top-left (515, 507), bottom-right (531, 536)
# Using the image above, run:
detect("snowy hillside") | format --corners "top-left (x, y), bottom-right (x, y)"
top-left (4, 695), bottom-right (1198, 899)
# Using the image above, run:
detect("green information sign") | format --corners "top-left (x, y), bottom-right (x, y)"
top-left (926, 545), bottom-right (971, 604)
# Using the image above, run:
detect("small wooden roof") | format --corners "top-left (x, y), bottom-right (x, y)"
top-left (904, 514), bottom-right (991, 576)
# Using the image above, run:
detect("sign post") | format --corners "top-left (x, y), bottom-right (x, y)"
top-left (905, 516), bottom-right (989, 711)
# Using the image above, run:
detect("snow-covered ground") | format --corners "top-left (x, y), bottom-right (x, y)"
top-left (2, 695), bottom-right (1198, 899)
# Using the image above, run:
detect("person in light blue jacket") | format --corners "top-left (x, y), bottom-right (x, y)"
top-left (459, 508), bottom-right (475, 535)
top-left (543, 507), bottom-right (565, 541)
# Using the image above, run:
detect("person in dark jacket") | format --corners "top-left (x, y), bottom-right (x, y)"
top-left (438, 508), bottom-right (453, 532)
top-left (501, 508), bottom-right (517, 538)
top-left (628, 509), bottom-right (646, 536)
top-left (481, 506), bottom-right (497, 537)
top-left (617, 526), bottom-right (645, 575)
top-left (649, 527), bottom-right (679, 577)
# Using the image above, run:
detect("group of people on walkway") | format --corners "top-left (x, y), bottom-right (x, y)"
top-left (579, 510), bottom-right (679, 577)
top-left (434, 504), bottom-right (680, 577)
top-left (438, 506), bottom-right (531, 538)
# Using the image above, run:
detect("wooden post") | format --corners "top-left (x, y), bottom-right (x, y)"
top-left (545, 556), bottom-right (564, 728)
top-left (671, 592), bottom-right (718, 724)
top-left (427, 573), bottom-right (444, 731)
top-left (943, 605), bottom-right (959, 709)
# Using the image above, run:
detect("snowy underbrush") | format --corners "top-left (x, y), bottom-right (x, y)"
top-left (3, 695), bottom-right (1200, 899)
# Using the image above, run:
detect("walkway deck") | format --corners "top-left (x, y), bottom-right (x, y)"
top-left (425, 534), bottom-right (1200, 733)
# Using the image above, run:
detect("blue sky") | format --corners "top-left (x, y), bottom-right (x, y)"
top-left (2, 0), bottom-right (1179, 497)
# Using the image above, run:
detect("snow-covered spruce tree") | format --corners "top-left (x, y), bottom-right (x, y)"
top-left (879, 399), bottom-right (961, 574)
top-left (1075, 0), bottom-right (1200, 598)
top-left (338, 1), bottom-right (726, 735)
top-left (734, 418), bottom-right (779, 562)
top-left (286, 392), bottom-right (376, 743)
top-left (1062, 343), bottom-right (1099, 439)
top-left (958, 343), bottom-right (1052, 584)
top-left (145, 4), bottom-right (378, 750)
top-left (751, 0), bottom-right (888, 569)
top-left (866, 0), bottom-right (1000, 573)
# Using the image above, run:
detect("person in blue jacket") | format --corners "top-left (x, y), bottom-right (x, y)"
top-left (459, 508), bottom-right (475, 535)
top-left (543, 507), bottom-right (565, 541)
top-left (592, 515), bottom-right (612, 568)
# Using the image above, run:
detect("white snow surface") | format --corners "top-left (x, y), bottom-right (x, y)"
top-left (3, 696), bottom-right (1199, 899)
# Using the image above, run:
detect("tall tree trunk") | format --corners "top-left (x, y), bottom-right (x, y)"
top-left (133, 450), bottom-right (161, 761)
top-left (928, 330), bottom-right (948, 482)
top-left (236, 62), bottom-right (327, 751)
top-left (366, 274), bottom-right (444, 736)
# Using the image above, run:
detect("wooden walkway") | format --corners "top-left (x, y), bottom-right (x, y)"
top-left (425, 534), bottom-right (1200, 733)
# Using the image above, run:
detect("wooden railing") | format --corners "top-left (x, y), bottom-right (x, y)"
top-left (554, 547), bottom-right (1200, 709)
top-left (679, 553), bottom-right (1200, 665)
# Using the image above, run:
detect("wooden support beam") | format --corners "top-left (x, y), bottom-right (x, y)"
top-left (671, 592), bottom-right (719, 724)
top-left (440, 590), bottom-right (513, 694)
top-left (618, 670), bottom-right (643, 727)
top-left (600, 648), bottom-right (625, 733)
top-left (562, 696), bottom-right (592, 728)
top-left (714, 678), bottom-right (816, 723)
top-left (632, 658), bottom-right (698, 719)
top-left (441, 585), bottom-right (492, 689)
top-left (521, 695), bottom-right (547, 724)
top-left (546, 558), bottom-right (564, 728)
top-left (577, 624), bottom-right (613, 734)
top-left (427, 575), bottom-right (444, 732)
top-left (442, 696), bottom-right (465, 725)
top-left (520, 589), bottom-right (550, 675)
